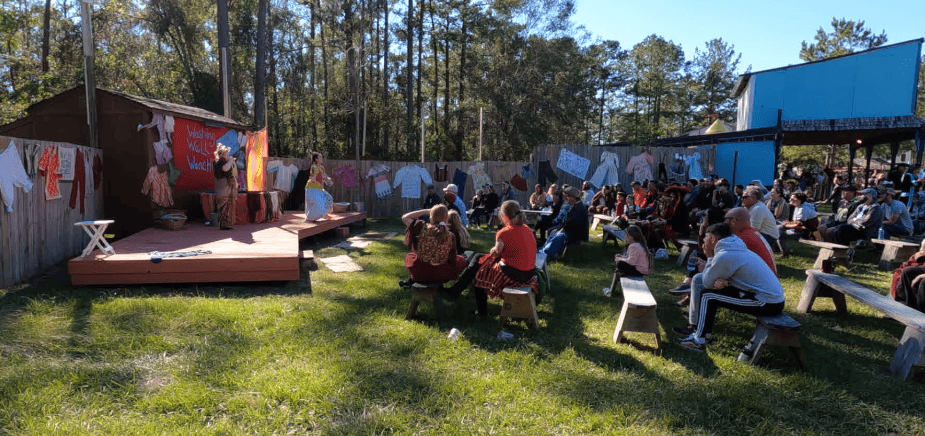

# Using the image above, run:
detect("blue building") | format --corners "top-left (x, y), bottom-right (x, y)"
top-left (653, 39), bottom-right (924, 186)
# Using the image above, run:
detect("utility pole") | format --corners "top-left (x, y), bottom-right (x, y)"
top-left (218, 0), bottom-right (231, 118)
top-left (80, 0), bottom-right (97, 148)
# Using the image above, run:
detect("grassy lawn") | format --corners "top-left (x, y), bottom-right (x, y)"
top-left (2, 218), bottom-right (924, 435)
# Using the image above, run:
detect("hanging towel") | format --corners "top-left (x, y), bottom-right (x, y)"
top-left (538, 160), bottom-right (558, 186)
top-left (0, 141), bottom-right (33, 211)
top-left (453, 168), bottom-right (468, 197)
top-left (522, 164), bottom-right (535, 179)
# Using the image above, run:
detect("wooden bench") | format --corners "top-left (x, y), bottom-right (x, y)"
top-left (798, 239), bottom-right (851, 269)
top-left (591, 213), bottom-right (617, 231)
top-left (799, 269), bottom-right (925, 379)
top-left (404, 282), bottom-right (447, 320)
top-left (499, 287), bottom-right (540, 328)
top-left (298, 250), bottom-right (315, 293)
top-left (601, 225), bottom-right (624, 247)
top-left (872, 239), bottom-right (920, 270)
top-left (675, 238), bottom-right (699, 266)
top-left (612, 276), bottom-right (660, 348)
top-left (737, 313), bottom-right (805, 369)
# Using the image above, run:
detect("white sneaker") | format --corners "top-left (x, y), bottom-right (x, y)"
top-left (603, 287), bottom-right (612, 297)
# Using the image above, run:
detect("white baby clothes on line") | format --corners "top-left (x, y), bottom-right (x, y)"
top-left (0, 141), bottom-right (34, 212)
top-left (588, 150), bottom-right (621, 189)
top-left (466, 163), bottom-right (491, 190)
top-left (267, 160), bottom-right (300, 192)
top-left (367, 164), bottom-right (392, 199)
top-left (393, 164), bottom-right (434, 199)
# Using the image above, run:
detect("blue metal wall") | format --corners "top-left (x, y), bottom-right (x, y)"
top-left (714, 141), bottom-right (776, 186)
top-left (748, 41), bottom-right (922, 129)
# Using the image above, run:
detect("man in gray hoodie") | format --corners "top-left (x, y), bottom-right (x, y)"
top-left (676, 223), bottom-right (785, 352)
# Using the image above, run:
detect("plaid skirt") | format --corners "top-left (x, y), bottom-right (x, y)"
top-left (473, 255), bottom-right (538, 299)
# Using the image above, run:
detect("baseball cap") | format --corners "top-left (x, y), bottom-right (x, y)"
top-left (859, 188), bottom-right (878, 196)
top-left (443, 184), bottom-right (458, 194)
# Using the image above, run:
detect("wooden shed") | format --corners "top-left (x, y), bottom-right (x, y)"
top-left (0, 86), bottom-right (252, 238)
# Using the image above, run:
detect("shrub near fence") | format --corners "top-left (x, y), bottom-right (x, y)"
top-left (0, 136), bottom-right (104, 288)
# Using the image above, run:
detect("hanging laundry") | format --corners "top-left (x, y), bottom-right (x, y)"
top-left (588, 150), bottom-right (621, 189)
top-left (83, 148), bottom-right (93, 198)
top-left (537, 160), bottom-right (558, 186)
top-left (393, 164), bottom-right (434, 199)
top-left (626, 151), bottom-right (655, 182)
top-left (93, 154), bottom-right (103, 190)
top-left (58, 146), bottom-right (76, 181)
top-left (0, 141), bottom-right (33, 212)
top-left (434, 164), bottom-right (448, 182)
top-left (683, 152), bottom-right (704, 180)
top-left (69, 149), bottom-right (86, 214)
top-left (367, 164), bottom-right (392, 199)
top-left (510, 174), bottom-right (528, 192)
top-left (555, 148), bottom-right (591, 180)
top-left (21, 140), bottom-right (40, 179)
top-left (466, 163), bottom-right (491, 190)
top-left (38, 145), bottom-right (62, 200)
top-left (167, 161), bottom-right (181, 185)
top-left (141, 166), bottom-right (174, 207)
top-left (453, 168), bottom-right (468, 196)
top-left (333, 165), bottom-right (360, 189)
top-left (267, 160), bottom-right (300, 192)
top-left (522, 164), bottom-right (535, 179)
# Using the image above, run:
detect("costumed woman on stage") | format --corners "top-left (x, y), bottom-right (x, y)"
top-left (304, 151), bottom-right (334, 221)
top-left (213, 143), bottom-right (238, 230)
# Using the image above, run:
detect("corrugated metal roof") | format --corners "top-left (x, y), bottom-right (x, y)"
top-left (99, 88), bottom-right (250, 128)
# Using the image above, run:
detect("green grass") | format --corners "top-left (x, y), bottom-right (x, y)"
top-left (2, 219), bottom-right (925, 435)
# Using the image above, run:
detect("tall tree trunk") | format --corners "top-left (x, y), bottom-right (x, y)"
top-left (269, 10), bottom-right (280, 156)
top-left (41, 0), bottom-right (51, 72)
top-left (416, 0), bottom-right (423, 131)
top-left (380, 0), bottom-right (390, 157)
top-left (429, 0), bottom-right (438, 152)
top-left (255, 0), bottom-right (268, 128)
top-left (443, 13), bottom-right (450, 138)
top-left (321, 4), bottom-right (331, 151)
top-left (309, 0), bottom-right (318, 150)
top-left (455, 18), bottom-right (466, 160)
top-left (406, 0), bottom-right (414, 154)
top-left (345, 0), bottom-right (357, 157)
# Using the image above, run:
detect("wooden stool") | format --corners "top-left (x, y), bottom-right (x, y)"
top-left (405, 283), bottom-right (445, 320)
top-left (675, 239), bottom-right (698, 266)
top-left (74, 220), bottom-right (116, 257)
top-left (499, 287), bottom-right (540, 328)
top-left (737, 313), bottom-right (805, 370)
top-left (601, 225), bottom-right (624, 247)
top-left (872, 239), bottom-right (920, 270)
top-left (613, 276), bottom-right (660, 348)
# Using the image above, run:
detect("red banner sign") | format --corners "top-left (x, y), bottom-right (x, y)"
top-left (172, 118), bottom-right (229, 191)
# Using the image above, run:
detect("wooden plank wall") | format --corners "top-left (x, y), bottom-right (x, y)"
top-left (530, 144), bottom-right (717, 191)
top-left (0, 136), bottom-right (105, 288)
top-left (266, 158), bottom-right (529, 218)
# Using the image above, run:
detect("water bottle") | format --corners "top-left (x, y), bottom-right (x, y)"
top-left (686, 250), bottom-right (699, 272)
top-left (878, 227), bottom-right (885, 240)
top-left (447, 328), bottom-right (460, 340)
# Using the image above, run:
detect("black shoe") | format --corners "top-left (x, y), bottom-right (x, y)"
top-left (667, 283), bottom-right (691, 295)
top-left (673, 296), bottom-right (690, 307)
top-left (399, 279), bottom-right (413, 288)
top-left (673, 325), bottom-right (695, 336)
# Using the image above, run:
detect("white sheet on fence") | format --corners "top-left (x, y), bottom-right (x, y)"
top-left (556, 148), bottom-right (590, 180)
top-left (588, 150), bottom-right (620, 188)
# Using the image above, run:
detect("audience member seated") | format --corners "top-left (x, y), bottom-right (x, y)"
top-left (890, 239), bottom-right (925, 312)
top-left (443, 184), bottom-right (467, 226)
top-left (675, 223), bottom-right (785, 352)
top-left (911, 192), bottom-right (925, 235)
top-left (468, 188), bottom-right (488, 226)
top-left (725, 207), bottom-right (777, 274)
top-left (834, 188), bottom-right (882, 245)
top-left (712, 179), bottom-right (737, 212)
top-left (534, 186), bottom-right (564, 240)
top-left (446, 201), bottom-right (538, 317)
top-left (499, 181), bottom-right (517, 203)
top-left (447, 210), bottom-right (470, 255)
top-left (879, 188), bottom-right (913, 239)
top-left (581, 181), bottom-right (595, 208)
top-left (765, 188), bottom-right (790, 221)
top-left (646, 186), bottom-right (689, 250)
top-left (612, 225), bottom-right (650, 278)
top-left (818, 185), bottom-right (862, 242)
top-left (539, 186), bottom-right (589, 259)
top-left (399, 205), bottom-right (468, 295)
top-left (742, 186), bottom-right (779, 249)
top-left (529, 184), bottom-right (547, 210)
top-left (668, 207), bottom-right (726, 306)
top-left (422, 184), bottom-right (442, 209)
top-left (588, 185), bottom-right (610, 214)
top-left (777, 192), bottom-right (818, 256)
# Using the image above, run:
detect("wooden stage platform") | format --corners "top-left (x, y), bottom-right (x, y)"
top-left (67, 211), bottom-right (366, 286)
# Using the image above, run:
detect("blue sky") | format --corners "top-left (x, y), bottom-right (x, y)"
top-left (571, 0), bottom-right (924, 73)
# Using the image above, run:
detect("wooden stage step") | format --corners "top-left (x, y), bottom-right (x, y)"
top-left (68, 211), bottom-right (366, 286)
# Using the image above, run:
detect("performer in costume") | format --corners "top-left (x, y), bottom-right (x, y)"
top-left (213, 143), bottom-right (238, 230)
top-left (304, 152), bottom-right (333, 221)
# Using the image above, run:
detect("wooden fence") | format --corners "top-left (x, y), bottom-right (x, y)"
top-left (530, 144), bottom-right (717, 190)
top-left (0, 136), bottom-right (104, 288)
top-left (267, 158), bottom-right (530, 218)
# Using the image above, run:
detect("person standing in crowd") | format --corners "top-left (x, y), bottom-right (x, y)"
top-left (213, 143), bottom-right (238, 230)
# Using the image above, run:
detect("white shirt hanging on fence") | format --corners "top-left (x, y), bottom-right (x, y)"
top-left (556, 148), bottom-right (591, 180)
top-left (588, 150), bottom-right (620, 189)
top-left (393, 164), bottom-right (433, 199)
top-left (0, 141), bottom-right (34, 212)
top-left (367, 164), bottom-right (392, 200)
top-left (466, 163), bottom-right (491, 191)
top-left (267, 160), bottom-right (300, 192)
